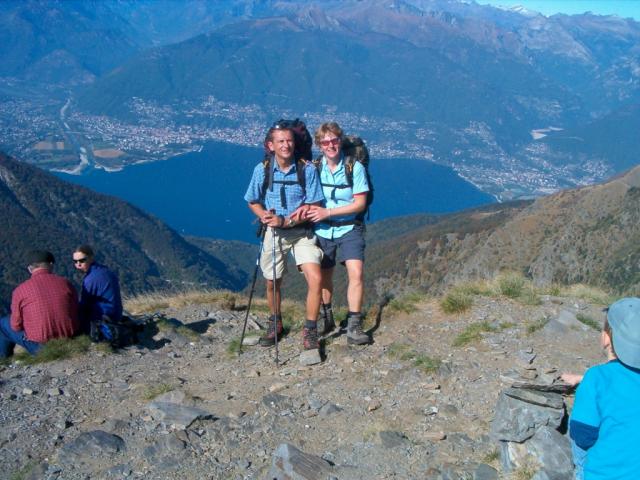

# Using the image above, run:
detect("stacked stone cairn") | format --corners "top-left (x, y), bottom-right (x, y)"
top-left (490, 379), bottom-right (575, 480)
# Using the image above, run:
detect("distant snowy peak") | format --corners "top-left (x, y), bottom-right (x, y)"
top-left (492, 3), bottom-right (542, 18)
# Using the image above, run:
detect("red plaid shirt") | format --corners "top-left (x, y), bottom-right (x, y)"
top-left (11, 269), bottom-right (80, 343)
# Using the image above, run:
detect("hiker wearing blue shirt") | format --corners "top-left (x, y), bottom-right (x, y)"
top-left (244, 125), bottom-right (324, 351)
top-left (569, 297), bottom-right (640, 480)
top-left (307, 122), bottom-right (370, 345)
top-left (73, 245), bottom-right (123, 332)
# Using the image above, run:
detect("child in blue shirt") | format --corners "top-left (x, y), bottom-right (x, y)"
top-left (569, 297), bottom-right (640, 480)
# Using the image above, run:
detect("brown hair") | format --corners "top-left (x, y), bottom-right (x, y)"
top-left (314, 122), bottom-right (343, 146)
top-left (74, 244), bottom-right (95, 258)
top-left (266, 125), bottom-right (294, 143)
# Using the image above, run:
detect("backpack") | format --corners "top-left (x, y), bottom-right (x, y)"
top-left (314, 135), bottom-right (374, 223)
top-left (90, 314), bottom-right (140, 348)
top-left (261, 119), bottom-right (313, 208)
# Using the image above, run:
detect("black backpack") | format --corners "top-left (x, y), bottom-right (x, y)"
top-left (260, 119), bottom-right (313, 208)
top-left (90, 315), bottom-right (140, 348)
top-left (313, 135), bottom-right (374, 223)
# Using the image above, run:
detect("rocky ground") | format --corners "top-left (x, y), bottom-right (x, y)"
top-left (0, 292), bottom-right (606, 479)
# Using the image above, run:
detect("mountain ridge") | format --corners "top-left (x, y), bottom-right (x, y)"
top-left (0, 152), bottom-right (246, 313)
top-left (366, 164), bottom-right (640, 300)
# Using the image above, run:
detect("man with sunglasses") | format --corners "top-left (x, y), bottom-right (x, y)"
top-left (0, 250), bottom-right (79, 358)
top-left (244, 123), bottom-right (324, 351)
top-left (72, 245), bottom-right (122, 335)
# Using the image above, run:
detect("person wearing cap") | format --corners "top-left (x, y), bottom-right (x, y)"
top-left (0, 250), bottom-right (80, 358)
top-left (569, 297), bottom-right (640, 480)
top-left (72, 245), bottom-right (123, 334)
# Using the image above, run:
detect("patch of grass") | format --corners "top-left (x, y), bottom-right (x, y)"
top-left (9, 462), bottom-right (37, 480)
top-left (543, 283), bottom-right (563, 296)
top-left (13, 335), bottom-right (92, 365)
top-left (281, 303), bottom-right (306, 333)
top-left (441, 288), bottom-right (473, 314)
top-left (500, 321), bottom-right (516, 330)
top-left (227, 337), bottom-right (241, 356)
top-left (156, 316), bottom-right (182, 332)
top-left (227, 334), bottom-right (260, 356)
top-left (413, 355), bottom-right (441, 374)
top-left (454, 280), bottom-right (493, 296)
top-left (176, 325), bottom-right (200, 341)
top-left (95, 342), bottom-right (115, 355)
top-left (563, 284), bottom-right (613, 306)
top-left (512, 459), bottom-right (539, 480)
top-left (143, 383), bottom-right (174, 401)
top-left (249, 303), bottom-right (271, 314)
top-left (519, 286), bottom-right (542, 306)
top-left (497, 271), bottom-right (526, 298)
top-left (526, 317), bottom-right (549, 335)
top-left (124, 289), bottom-right (239, 315)
top-left (481, 449), bottom-right (500, 464)
top-left (452, 321), bottom-right (497, 347)
top-left (576, 313), bottom-right (600, 331)
top-left (155, 316), bottom-right (200, 341)
top-left (387, 342), bottom-right (413, 360)
top-left (387, 292), bottom-right (425, 315)
top-left (387, 343), bottom-right (441, 373)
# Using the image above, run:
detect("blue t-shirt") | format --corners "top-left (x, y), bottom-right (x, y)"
top-left (570, 359), bottom-right (640, 479)
top-left (244, 160), bottom-right (323, 217)
top-left (315, 156), bottom-right (369, 240)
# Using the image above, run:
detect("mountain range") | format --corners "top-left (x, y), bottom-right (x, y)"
top-left (0, 152), bottom-right (246, 314)
top-left (1, 0), bottom-right (639, 199)
top-left (1, 147), bottom-right (638, 314)
top-left (365, 165), bottom-right (640, 301)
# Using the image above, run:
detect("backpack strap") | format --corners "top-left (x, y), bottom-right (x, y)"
top-left (314, 154), bottom-right (352, 201)
top-left (261, 156), bottom-right (307, 210)
top-left (343, 155), bottom-right (355, 188)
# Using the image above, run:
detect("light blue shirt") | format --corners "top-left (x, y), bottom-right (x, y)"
top-left (570, 359), bottom-right (640, 479)
top-left (244, 160), bottom-right (323, 217)
top-left (315, 155), bottom-right (369, 240)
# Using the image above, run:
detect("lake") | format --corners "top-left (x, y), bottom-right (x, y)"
top-left (58, 141), bottom-right (495, 243)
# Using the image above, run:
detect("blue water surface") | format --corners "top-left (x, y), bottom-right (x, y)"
top-left (58, 142), bottom-right (494, 242)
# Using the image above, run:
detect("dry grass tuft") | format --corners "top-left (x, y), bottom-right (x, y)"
top-left (561, 284), bottom-right (614, 306)
top-left (441, 287), bottom-right (473, 314)
top-left (387, 292), bottom-right (427, 315)
top-left (124, 289), bottom-right (239, 314)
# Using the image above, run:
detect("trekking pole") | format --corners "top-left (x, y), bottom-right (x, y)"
top-left (271, 223), bottom-right (280, 366)
top-left (239, 223), bottom-right (266, 354)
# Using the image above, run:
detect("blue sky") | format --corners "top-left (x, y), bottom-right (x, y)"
top-left (478, 1), bottom-right (640, 20)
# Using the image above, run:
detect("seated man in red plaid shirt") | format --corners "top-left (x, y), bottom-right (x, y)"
top-left (0, 250), bottom-right (80, 358)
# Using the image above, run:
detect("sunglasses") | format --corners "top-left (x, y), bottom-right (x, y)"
top-left (73, 257), bottom-right (88, 264)
top-left (320, 138), bottom-right (340, 147)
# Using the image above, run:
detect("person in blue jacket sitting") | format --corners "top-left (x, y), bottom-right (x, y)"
top-left (72, 245), bottom-right (123, 334)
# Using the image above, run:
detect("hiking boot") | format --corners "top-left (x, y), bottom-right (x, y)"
top-left (347, 313), bottom-right (370, 345)
top-left (302, 326), bottom-right (320, 350)
top-left (317, 304), bottom-right (336, 335)
top-left (259, 315), bottom-right (283, 347)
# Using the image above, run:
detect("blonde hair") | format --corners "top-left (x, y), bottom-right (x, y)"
top-left (314, 122), bottom-right (343, 146)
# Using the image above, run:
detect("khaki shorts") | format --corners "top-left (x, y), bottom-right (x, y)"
top-left (260, 227), bottom-right (323, 280)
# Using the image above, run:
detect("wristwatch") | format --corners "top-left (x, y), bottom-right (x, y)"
top-left (288, 218), bottom-right (296, 227)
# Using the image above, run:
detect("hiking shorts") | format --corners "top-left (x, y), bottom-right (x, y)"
top-left (317, 224), bottom-right (366, 269)
top-left (260, 226), bottom-right (322, 280)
